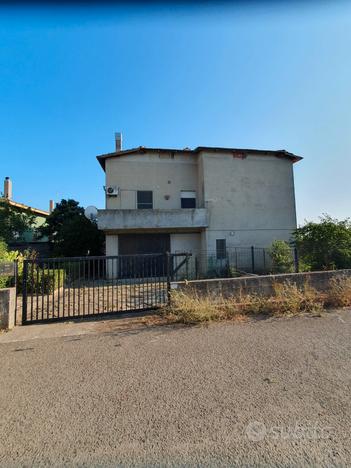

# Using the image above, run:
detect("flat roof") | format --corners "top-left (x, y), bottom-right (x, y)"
top-left (96, 146), bottom-right (302, 171)
top-left (1, 198), bottom-right (49, 217)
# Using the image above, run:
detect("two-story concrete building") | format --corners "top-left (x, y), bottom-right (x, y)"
top-left (96, 134), bottom-right (302, 261)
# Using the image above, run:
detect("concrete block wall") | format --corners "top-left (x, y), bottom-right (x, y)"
top-left (0, 288), bottom-right (16, 330)
top-left (171, 269), bottom-right (351, 298)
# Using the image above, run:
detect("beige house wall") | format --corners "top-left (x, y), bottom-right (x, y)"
top-left (200, 151), bottom-right (297, 250)
top-left (170, 233), bottom-right (201, 253)
top-left (102, 149), bottom-right (298, 256)
top-left (106, 234), bottom-right (119, 256)
top-left (105, 152), bottom-right (199, 210)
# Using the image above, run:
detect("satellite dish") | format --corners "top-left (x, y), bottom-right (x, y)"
top-left (84, 206), bottom-right (98, 221)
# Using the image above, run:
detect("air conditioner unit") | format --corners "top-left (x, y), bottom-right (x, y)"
top-left (104, 186), bottom-right (119, 197)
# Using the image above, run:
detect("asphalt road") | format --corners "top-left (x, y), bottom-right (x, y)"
top-left (1, 309), bottom-right (351, 466)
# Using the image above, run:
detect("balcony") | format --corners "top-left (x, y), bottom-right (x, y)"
top-left (97, 208), bottom-right (208, 232)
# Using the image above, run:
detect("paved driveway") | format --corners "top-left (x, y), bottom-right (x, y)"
top-left (1, 309), bottom-right (350, 466)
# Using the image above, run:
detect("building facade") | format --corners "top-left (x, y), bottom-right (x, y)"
top-left (96, 137), bottom-right (302, 261)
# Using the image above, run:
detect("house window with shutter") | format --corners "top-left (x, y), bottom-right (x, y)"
top-left (180, 191), bottom-right (196, 208)
top-left (137, 191), bottom-right (153, 209)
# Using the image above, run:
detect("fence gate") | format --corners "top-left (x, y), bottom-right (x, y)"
top-left (21, 253), bottom-right (190, 324)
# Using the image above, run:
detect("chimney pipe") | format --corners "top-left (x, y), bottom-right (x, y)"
top-left (4, 177), bottom-right (12, 200)
top-left (115, 132), bottom-right (122, 152)
top-left (49, 200), bottom-right (55, 213)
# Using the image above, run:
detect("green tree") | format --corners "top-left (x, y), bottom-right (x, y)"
top-left (0, 198), bottom-right (35, 243)
top-left (293, 215), bottom-right (351, 271)
top-left (39, 199), bottom-right (104, 257)
top-left (268, 240), bottom-right (295, 273)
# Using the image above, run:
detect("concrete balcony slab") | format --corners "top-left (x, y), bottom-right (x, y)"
top-left (97, 208), bottom-right (208, 232)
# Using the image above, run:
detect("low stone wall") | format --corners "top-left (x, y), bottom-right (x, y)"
top-left (0, 288), bottom-right (16, 330)
top-left (170, 269), bottom-right (351, 298)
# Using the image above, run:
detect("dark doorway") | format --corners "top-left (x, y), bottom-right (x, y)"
top-left (118, 233), bottom-right (170, 277)
top-left (119, 233), bottom-right (170, 255)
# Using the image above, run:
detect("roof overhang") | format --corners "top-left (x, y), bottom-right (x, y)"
top-left (0, 198), bottom-right (49, 217)
top-left (96, 146), bottom-right (303, 171)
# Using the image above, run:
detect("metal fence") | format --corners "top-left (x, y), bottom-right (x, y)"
top-left (20, 253), bottom-right (191, 324)
top-left (12, 246), bottom-right (299, 324)
top-left (172, 246), bottom-right (299, 280)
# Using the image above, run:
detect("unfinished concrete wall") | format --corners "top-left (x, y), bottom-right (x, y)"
top-left (200, 151), bottom-right (297, 250)
top-left (171, 269), bottom-right (351, 298)
top-left (0, 288), bottom-right (16, 330)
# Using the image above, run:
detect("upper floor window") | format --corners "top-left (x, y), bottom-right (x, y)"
top-left (180, 191), bottom-right (196, 209)
top-left (137, 191), bottom-right (153, 209)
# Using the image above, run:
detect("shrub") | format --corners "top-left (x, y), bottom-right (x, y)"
top-left (0, 276), bottom-right (11, 289)
top-left (268, 240), bottom-right (294, 273)
top-left (18, 267), bottom-right (65, 294)
top-left (293, 215), bottom-right (351, 271)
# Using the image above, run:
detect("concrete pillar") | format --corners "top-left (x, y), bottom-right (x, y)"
top-left (0, 288), bottom-right (16, 330)
top-left (106, 234), bottom-right (119, 279)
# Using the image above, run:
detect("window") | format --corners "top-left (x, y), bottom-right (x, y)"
top-left (137, 191), bottom-right (153, 209)
top-left (216, 239), bottom-right (227, 259)
top-left (180, 191), bottom-right (196, 208)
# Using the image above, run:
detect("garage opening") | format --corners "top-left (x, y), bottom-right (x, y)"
top-left (118, 233), bottom-right (170, 277)
top-left (119, 233), bottom-right (170, 255)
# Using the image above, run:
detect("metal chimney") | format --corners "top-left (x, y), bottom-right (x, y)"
top-left (115, 132), bottom-right (122, 152)
top-left (49, 200), bottom-right (55, 213)
top-left (4, 177), bottom-right (12, 200)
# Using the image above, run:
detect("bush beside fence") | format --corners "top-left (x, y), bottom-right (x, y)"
top-left (20, 267), bottom-right (66, 294)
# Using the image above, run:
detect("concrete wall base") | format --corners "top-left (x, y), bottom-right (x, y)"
top-left (171, 269), bottom-right (351, 298)
top-left (0, 288), bottom-right (16, 330)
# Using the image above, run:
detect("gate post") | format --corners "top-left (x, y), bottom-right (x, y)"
top-left (14, 260), bottom-right (18, 325)
top-left (166, 252), bottom-right (171, 302)
top-left (22, 260), bottom-right (28, 325)
top-left (251, 246), bottom-right (255, 274)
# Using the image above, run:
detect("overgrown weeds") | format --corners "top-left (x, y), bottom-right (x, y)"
top-left (326, 276), bottom-right (351, 307)
top-left (163, 277), bottom-right (350, 324)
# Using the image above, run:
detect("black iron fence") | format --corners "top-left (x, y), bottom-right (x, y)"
top-left (16, 247), bottom-right (299, 324)
top-left (20, 253), bottom-right (190, 324)
top-left (171, 246), bottom-right (299, 280)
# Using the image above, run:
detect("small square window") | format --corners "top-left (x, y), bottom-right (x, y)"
top-left (180, 191), bottom-right (196, 209)
top-left (216, 239), bottom-right (226, 259)
top-left (137, 191), bottom-right (153, 209)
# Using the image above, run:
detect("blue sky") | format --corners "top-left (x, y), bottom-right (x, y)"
top-left (0, 1), bottom-right (350, 224)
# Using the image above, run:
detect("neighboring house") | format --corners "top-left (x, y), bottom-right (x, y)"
top-left (96, 134), bottom-right (302, 260)
top-left (1, 177), bottom-right (54, 255)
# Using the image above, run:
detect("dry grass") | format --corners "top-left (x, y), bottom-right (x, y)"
top-left (326, 276), bottom-right (351, 307)
top-left (163, 278), bottom-right (351, 324)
